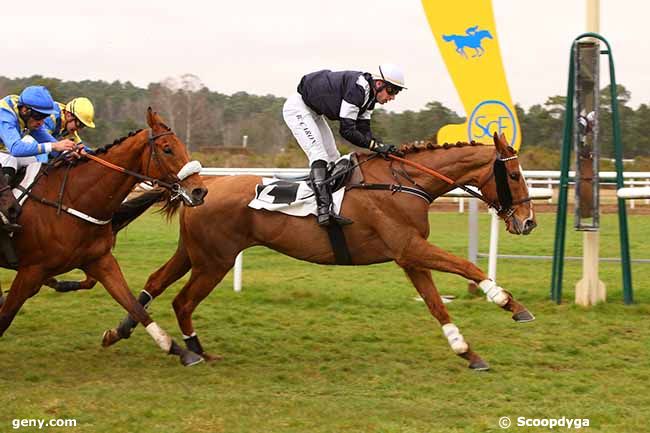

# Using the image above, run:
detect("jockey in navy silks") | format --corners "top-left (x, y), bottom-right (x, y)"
top-left (283, 64), bottom-right (405, 226)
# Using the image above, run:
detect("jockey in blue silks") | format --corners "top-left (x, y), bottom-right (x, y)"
top-left (0, 86), bottom-right (78, 177)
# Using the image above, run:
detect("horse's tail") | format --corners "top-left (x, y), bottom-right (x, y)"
top-left (442, 34), bottom-right (455, 42)
top-left (112, 188), bottom-right (168, 234)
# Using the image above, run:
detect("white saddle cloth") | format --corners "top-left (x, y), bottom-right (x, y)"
top-left (248, 178), bottom-right (345, 217)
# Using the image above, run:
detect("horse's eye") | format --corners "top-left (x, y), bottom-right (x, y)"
top-left (163, 146), bottom-right (172, 154)
top-left (509, 172), bottom-right (520, 181)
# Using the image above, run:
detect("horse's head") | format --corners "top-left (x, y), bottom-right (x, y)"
top-left (144, 108), bottom-right (208, 206)
top-left (478, 133), bottom-right (536, 235)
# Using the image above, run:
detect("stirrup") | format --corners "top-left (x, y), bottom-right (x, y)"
top-left (1, 223), bottom-right (22, 233)
top-left (330, 213), bottom-right (353, 226)
top-left (317, 211), bottom-right (332, 226)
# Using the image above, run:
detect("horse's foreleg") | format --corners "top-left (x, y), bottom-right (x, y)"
top-left (0, 267), bottom-right (45, 337)
top-left (84, 254), bottom-right (202, 367)
top-left (172, 266), bottom-right (231, 362)
top-left (45, 275), bottom-right (98, 293)
top-left (404, 268), bottom-right (488, 370)
top-left (396, 237), bottom-right (534, 322)
top-left (101, 246), bottom-right (192, 347)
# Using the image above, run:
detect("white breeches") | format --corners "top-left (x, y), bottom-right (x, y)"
top-left (283, 93), bottom-right (341, 165)
top-left (0, 152), bottom-right (38, 172)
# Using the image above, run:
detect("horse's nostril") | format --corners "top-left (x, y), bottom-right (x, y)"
top-left (523, 220), bottom-right (536, 233)
top-left (191, 188), bottom-right (208, 201)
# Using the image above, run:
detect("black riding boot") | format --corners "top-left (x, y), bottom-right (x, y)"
top-left (0, 167), bottom-right (21, 233)
top-left (310, 160), bottom-right (352, 226)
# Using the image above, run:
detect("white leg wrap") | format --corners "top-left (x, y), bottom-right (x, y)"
top-left (145, 322), bottom-right (172, 352)
top-left (479, 279), bottom-right (509, 306)
top-left (442, 323), bottom-right (469, 354)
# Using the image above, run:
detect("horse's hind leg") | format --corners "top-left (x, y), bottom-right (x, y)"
top-left (404, 267), bottom-right (488, 371)
top-left (0, 267), bottom-right (45, 337)
top-left (172, 265), bottom-right (232, 362)
top-left (397, 236), bottom-right (534, 322)
top-left (102, 245), bottom-right (192, 347)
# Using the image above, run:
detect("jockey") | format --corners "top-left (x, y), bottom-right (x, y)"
top-left (0, 86), bottom-right (77, 180)
top-left (44, 96), bottom-right (96, 145)
top-left (283, 64), bottom-right (405, 226)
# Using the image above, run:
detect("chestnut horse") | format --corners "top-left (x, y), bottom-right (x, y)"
top-left (106, 133), bottom-right (536, 370)
top-left (0, 108), bottom-right (208, 366)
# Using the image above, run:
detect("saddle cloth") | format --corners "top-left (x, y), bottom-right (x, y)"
top-left (248, 154), bottom-right (359, 217)
top-left (12, 162), bottom-right (41, 206)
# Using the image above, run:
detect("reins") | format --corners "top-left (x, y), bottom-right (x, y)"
top-left (85, 131), bottom-right (178, 190)
top-left (14, 129), bottom-right (200, 226)
top-left (387, 153), bottom-right (497, 208)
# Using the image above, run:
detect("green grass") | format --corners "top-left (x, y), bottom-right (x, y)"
top-left (1, 210), bottom-right (649, 433)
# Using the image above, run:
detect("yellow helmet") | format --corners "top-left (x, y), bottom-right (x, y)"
top-left (65, 97), bottom-right (96, 128)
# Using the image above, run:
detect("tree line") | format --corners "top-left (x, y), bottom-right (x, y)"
top-left (2, 75), bottom-right (648, 164)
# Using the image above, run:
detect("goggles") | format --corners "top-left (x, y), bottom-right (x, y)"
top-left (29, 110), bottom-right (49, 121)
top-left (385, 85), bottom-right (402, 96)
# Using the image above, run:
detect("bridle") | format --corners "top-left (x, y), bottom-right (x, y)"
top-left (388, 150), bottom-right (532, 220)
top-left (84, 130), bottom-right (201, 203)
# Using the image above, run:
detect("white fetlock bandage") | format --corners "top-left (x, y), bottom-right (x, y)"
top-left (442, 323), bottom-right (469, 354)
top-left (479, 279), bottom-right (509, 306)
top-left (145, 322), bottom-right (172, 352)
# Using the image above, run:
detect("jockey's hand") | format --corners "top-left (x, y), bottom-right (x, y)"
top-left (52, 139), bottom-right (77, 153)
top-left (368, 140), bottom-right (397, 156)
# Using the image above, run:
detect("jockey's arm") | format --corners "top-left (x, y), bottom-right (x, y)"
top-left (0, 120), bottom-right (55, 157)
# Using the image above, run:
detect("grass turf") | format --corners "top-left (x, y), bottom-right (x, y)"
top-left (0, 210), bottom-right (649, 432)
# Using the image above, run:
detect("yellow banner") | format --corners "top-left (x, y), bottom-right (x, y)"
top-left (421, 0), bottom-right (521, 149)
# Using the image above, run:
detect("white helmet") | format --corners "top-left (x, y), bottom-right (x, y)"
top-left (374, 64), bottom-right (407, 89)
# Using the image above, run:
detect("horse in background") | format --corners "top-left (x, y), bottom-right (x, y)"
top-left (0, 108), bottom-right (208, 366)
top-left (103, 133), bottom-right (537, 371)
top-left (443, 27), bottom-right (493, 58)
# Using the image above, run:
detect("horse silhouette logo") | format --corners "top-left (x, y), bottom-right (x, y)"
top-left (443, 26), bottom-right (493, 58)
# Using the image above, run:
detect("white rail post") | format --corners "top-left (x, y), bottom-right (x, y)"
top-left (234, 252), bottom-right (243, 292)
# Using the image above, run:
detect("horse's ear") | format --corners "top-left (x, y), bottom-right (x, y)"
top-left (147, 107), bottom-right (156, 128)
top-left (493, 132), bottom-right (508, 152)
top-left (147, 107), bottom-right (167, 130)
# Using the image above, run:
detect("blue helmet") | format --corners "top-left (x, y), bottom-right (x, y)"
top-left (18, 86), bottom-right (57, 115)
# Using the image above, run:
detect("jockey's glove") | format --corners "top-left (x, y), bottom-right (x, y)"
top-left (368, 140), bottom-right (397, 155)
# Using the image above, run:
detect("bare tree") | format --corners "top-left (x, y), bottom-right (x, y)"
top-left (163, 74), bottom-right (205, 150)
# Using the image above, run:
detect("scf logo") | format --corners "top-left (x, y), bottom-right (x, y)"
top-left (468, 100), bottom-right (517, 146)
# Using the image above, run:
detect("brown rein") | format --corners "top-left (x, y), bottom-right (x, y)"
top-left (84, 131), bottom-right (180, 192)
top-left (387, 153), bottom-right (498, 209)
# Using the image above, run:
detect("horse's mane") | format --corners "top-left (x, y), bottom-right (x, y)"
top-left (93, 129), bottom-right (145, 155)
top-left (397, 140), bottom-right (485, 155)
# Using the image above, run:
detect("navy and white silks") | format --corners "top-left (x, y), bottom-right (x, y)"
top-left (283, 70), bottom-right (378, 164)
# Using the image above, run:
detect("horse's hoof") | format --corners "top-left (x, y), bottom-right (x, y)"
top-left (181, 350), bottom-right (204, 367)
top-left (202, 352), bottom-right (224, 363)
top-left (512, 310), bottom-right (536, 323)
top-left (101, 329), bottom-right (121, 347)
top-left (469, 359), bottom-right (490, 371)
